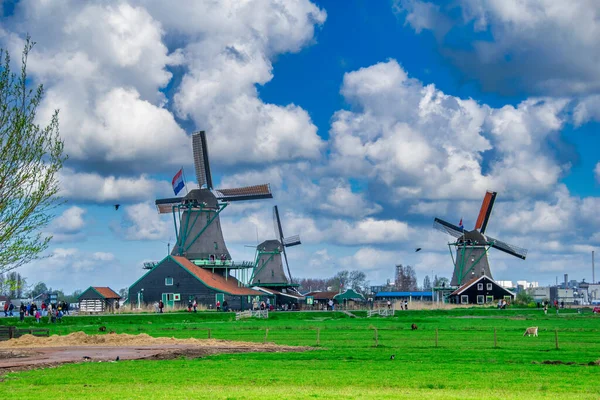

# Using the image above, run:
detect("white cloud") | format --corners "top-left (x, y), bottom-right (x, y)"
top-left (394, 0), bottom-right (600, 95)
top-left (113, 203), bottom-right (171, 241)
top-left (329, 60), bottom-right (569, 201)
top-left (47, 206), bottom-right (87, 243)
top-left (330, 218), bottom-right (411, 245)
top-left (51, 206), bottom-right (86, 234)
top-left (58, 168), bottom-right (170, 203)
top-left (19, 248), bottom-right (119, 292)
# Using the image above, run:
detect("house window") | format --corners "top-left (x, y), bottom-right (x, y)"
top-left (477, 283), bottom-right (483, 290)
top-left (487, 283), bottom-right (493, 290)
top-left (461, 295), bottom-right (469, 304)
top-left (477, 295), bottom-right (484, 304)
top-left (486, 296), bottom-right (493, 303)
top-left (165, 277), bottom-right (173, 286)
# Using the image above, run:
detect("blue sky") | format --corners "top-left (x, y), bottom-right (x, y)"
top-left (1, 0), bottom-right (599, 293)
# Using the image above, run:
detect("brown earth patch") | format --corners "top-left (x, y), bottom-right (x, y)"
top-left (0, 332), bottom-right (312, 375)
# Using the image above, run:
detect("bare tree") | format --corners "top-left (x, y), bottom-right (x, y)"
top-left (0, 37), bottom-right (67, 273)
top-left (423, 275), bottom-right (432, 290)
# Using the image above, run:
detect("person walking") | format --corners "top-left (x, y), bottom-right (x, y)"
top-left (158, 300), bottom-right (164, 313)
top-left (19, 303), bottom-right (26, 322)
top-left (35, 310), bottom-right (41, 323)
top-left (8, 302), bottom-right (14, 317)
top-left (3, 301), bottom-right (8, 317)
top-left (192, 299), bottom-right (197, 313)
top-left (404, 300), bottom-right (408, 311)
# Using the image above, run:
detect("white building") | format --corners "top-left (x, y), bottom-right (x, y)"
top-left (517, 280), bottom-right (539, 288)
top-left (496, 280), bottom-right (514, 288)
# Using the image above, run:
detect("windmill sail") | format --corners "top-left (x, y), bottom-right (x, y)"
top-left (433, 218), bottom-right (464, 238)
top-left (486, 234), bottom-right (527, 260)
top-left (474, 191), bottom-right (497, 234)
top-left (274, 205), bottom-right (293, 281)
top-left (192, 131), bottom-right (213, 190)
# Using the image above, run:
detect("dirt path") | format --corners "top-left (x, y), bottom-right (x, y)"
top-left (0, 332), bottom-right (311, 374)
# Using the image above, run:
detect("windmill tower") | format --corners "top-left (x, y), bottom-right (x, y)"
top-left (155, 131), bottom-right (273, 271)
top-left (250, 206), bottom-right (301, 290)
top-left (433, 191), bottom-right (528, 286)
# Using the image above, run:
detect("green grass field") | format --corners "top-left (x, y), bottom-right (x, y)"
top-left (1, 308), bottom-right (599, 399)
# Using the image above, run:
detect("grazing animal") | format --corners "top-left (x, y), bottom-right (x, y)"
top-left (98, 326), bottom-right (107, 332)
top-left (115, 356), bottom-right (120, 362)
top-left (523, 327), bottom-right (538, 337)
top-left (411, 323), bottom-right (418, 330)
top-left (390, 355), bottom-right (395, 360)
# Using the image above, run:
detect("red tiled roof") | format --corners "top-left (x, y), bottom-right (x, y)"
top-left (173, 256), bottom-right (263, 296)
top-left (93, 287), bottom-right (120, 299)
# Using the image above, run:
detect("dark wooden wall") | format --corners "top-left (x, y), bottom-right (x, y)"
top-left (129, 258), bottom-right (261, 310)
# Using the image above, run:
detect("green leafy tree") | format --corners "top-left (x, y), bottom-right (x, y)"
top-left (0, 37), bottom-right (67, 273)
top-left (29, 281), bottom-right (48, 298)
top-left (515, 289), bottom-right (534, 305)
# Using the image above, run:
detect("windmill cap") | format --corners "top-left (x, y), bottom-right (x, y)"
top-left (182, 189), bottom-right (218, 207)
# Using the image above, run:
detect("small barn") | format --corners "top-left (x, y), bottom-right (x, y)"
top-left (129, 255), bottom-right (265, 311)
top-left (78, 287), bottom-right (121, 313)
top-left (448, 275), bottom-right (515, 305)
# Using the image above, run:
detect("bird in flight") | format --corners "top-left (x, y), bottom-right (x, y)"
top-left (415, 248), bottom-right (422, 252)
top-left (114, 204), bottom-right (120, 211)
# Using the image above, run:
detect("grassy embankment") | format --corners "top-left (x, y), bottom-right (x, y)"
top-left (1, 308), bottom-right (599, 399)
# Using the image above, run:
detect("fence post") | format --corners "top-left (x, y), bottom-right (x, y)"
top-left (435, 328), bottom-right (438, 348)
top-left (207, 328), bottom-right (211, 339)
top-left (316, 328), bottom-right (321, 346)
top-left (374, 327), bottom-right (378, 347)
top-left (555, 329), bottom-right (559, 350)
top-left (8, 326), bottom-right (14, 339)
top-left (494, 327), bottom-right (497, 348)
top-left (264, 328), bottom-right (269, 344)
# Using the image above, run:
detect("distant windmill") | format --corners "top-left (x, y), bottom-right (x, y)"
top-left (250, 205), bottom-right (301, 288)
top-left (155, 131), bottom-right (273, 264)
top-left (433, 191), bottom-right (527, 286)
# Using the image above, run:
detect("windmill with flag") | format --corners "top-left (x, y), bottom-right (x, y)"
top-left (433, 191), bottom-right (527, 286)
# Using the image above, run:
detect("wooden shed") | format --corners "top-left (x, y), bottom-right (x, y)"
top-left (78, 287), bottom-right (121, 313)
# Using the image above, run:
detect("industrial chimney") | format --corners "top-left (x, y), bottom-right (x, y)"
top-left (564, 274), bottom-right (568, 289)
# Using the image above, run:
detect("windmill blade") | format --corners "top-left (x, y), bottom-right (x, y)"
top-left (281, 243), bottom-right (293, 283)
top-left (433, 218), bottom-right (464, 238)
top-left (192, 131), bottom-right (213, 190)
top-left (474, 191), bottom-right (497, 234)
top-left (486, 234), bottom-right (528, 260)
top-left (214, 184), bottom-right (273, 202)
top-left (273, 205), bottom-right (285, 241)
top-left (155, 197), bottom-right (184, 214)
top-left (283, 234), bottom-right (301, 247)
top-left (274, 205), bottom-right (294, 282)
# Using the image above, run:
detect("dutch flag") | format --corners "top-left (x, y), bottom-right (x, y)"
top-left (172, 168), bottom-right (185, 195)
top-left (458, 218), bottom-right (464, 230)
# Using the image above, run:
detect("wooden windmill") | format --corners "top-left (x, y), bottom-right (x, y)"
top-left (433, 191), bottom-right (527, 286)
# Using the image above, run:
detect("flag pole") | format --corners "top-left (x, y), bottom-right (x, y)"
top-left (181, 167), bottom-right (189, 195)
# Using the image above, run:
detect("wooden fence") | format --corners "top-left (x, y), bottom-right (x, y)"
top-left (0, 326), bottom-right (50, 341)
top-left (235, 310), bottom-right (269, 320)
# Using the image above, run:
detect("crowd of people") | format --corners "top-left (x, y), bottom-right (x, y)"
top-left (2, 300), bottom-right (70, 323)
